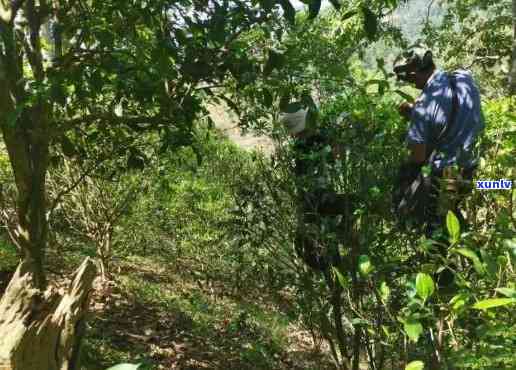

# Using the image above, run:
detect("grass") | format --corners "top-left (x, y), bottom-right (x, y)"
top-left (81, 254), bottom-right (336, 370)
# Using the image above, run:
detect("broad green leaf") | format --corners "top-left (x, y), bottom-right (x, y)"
top-left (361, 6), bottom-right (377, 41)
top-left (473, 298), bottom-right (516, 310)
top-left (415, 273), bottom-right (434, 302)
top-left (495, 287), bottom-right (516, 298)
top-left (446, 211), bottom-right (460, 243)
top-left (333, 266), bottom-right (348, 288)
top-left (342, 10), bottom-right (358, 20)
top-left (452, 248), bottom-right (485, 275)
top-left (358, 255), bottom-right (374, 277)
top-left (381, 325), bottom-right (390, 337)
top-left (404, 319), bottom-right (423, 343)
top-left (405, 361), bottom-right (425, 370)
top-left (449, 293), bottom-right (469, 312)
top-left (105, 364), bottom-right (141, 370)
top-left (308, 0), bottom-right (321, 19)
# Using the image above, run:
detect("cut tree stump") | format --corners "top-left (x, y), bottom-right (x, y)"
top-left (0, 258), bottom-right (96, 370)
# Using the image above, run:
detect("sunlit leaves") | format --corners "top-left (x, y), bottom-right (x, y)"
top-left (105, 363), bottom-right (141, 370)
top-left (495, 288), bottom-right (516, 298)
top-left (394, 90), bottom-right (415, 103)
top-left (333, 266), bottom-right (348, 288)
top-left (415, 273), bottom-right (434, 302)
top-left (403, 319), bottom-right (423, 343)
top-left (449, 293), bottom-right (470, 312)
top-left (452, 247), bottom-right (485, 275)
top-left (379, 281), bottom-right (390, 303)
top-left (405, 361), bottom-right (425, 370)
top-left (340, 9), bottom-right (358, 21)
top-left (358, 255), bottom-right (374, 277)
top-left (473, 298), bottom-right (516, 310)
top-left (446, 211), bottom-right (460, 244)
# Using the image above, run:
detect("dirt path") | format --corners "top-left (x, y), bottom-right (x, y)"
top-left (207, 103), bottom-right (274, 154)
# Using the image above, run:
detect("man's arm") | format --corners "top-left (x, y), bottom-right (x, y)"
top-left (408, 143), bottom-right (427, 164)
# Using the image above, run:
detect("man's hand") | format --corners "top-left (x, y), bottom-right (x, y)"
top-left (398, 102), bottom-right (414, 120)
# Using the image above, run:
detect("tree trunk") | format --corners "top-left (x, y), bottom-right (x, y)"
top-left (511, 0), bottom-right (516, 94)
top-left (0, 258), bottom-right (96, 370)
top-left (1, 6), bottom-right (97, 368)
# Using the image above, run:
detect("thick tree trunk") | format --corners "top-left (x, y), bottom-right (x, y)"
top-left (511, 0), bottom-right (516, 94)
top-left (0, 258), bottom-right (96, 370)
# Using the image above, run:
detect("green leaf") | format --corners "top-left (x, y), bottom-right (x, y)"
top-left (394, 90), bottom-right (415, 103)
top-left (333, 266), bottom-right (348, 288)
top-left (361, 6), bottom-right (377, 41)
top-left (358, 255), bottom-right (374, 277)
top-left (105, 364), bottom-right (141, 370)
top-left (380, 281), bottom-right (390, 303)
top-left (495, 288), bottom-right (516, 298)
top-left (308, 0), bottom-right (321, 19)
top-left (404, 319), bottom-right (423, 343)
top-left (503, 238), bottom-right (516, 258)
top-left (405, 361), bottom-right (425, 370)
top-left (452, 247), bottom-right (485, 275)
top-left (279, 0), bottom-right (296, 25)
top-left (415, 273), bottom-right (434, 302)
top-left (473, 298), bottom-right (516, 310)
top-left (449, 293), bottom-right (469, 312)
top-left (446, 211), bottom-right (460, 243)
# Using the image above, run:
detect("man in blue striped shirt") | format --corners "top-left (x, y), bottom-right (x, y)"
top-left (394, 47), bottom-right (485, 234)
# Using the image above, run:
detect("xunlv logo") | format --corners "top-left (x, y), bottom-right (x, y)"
top-left (476, 179), bottom-right (513, 190)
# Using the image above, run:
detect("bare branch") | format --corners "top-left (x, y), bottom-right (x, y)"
top-left (425, 0), bottom-right (435, 27)
top-left (464, 55), bottom-right (501, 69)
top-left (47, 157), bottom-right (107, 218)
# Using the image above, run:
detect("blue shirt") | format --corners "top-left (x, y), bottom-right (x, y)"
top-left (406, 69), bottom-right (485, 171)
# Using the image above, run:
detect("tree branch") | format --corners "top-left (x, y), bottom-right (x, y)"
top-left (58, 113), bottom-right (173, 133)
top-left (425, 0), bottom-right (436, 27)
top-left (47, 157), bottom-right (107, 218)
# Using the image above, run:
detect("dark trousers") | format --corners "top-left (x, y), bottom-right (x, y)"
top-left (295, 191), bottom-right (357, 271)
